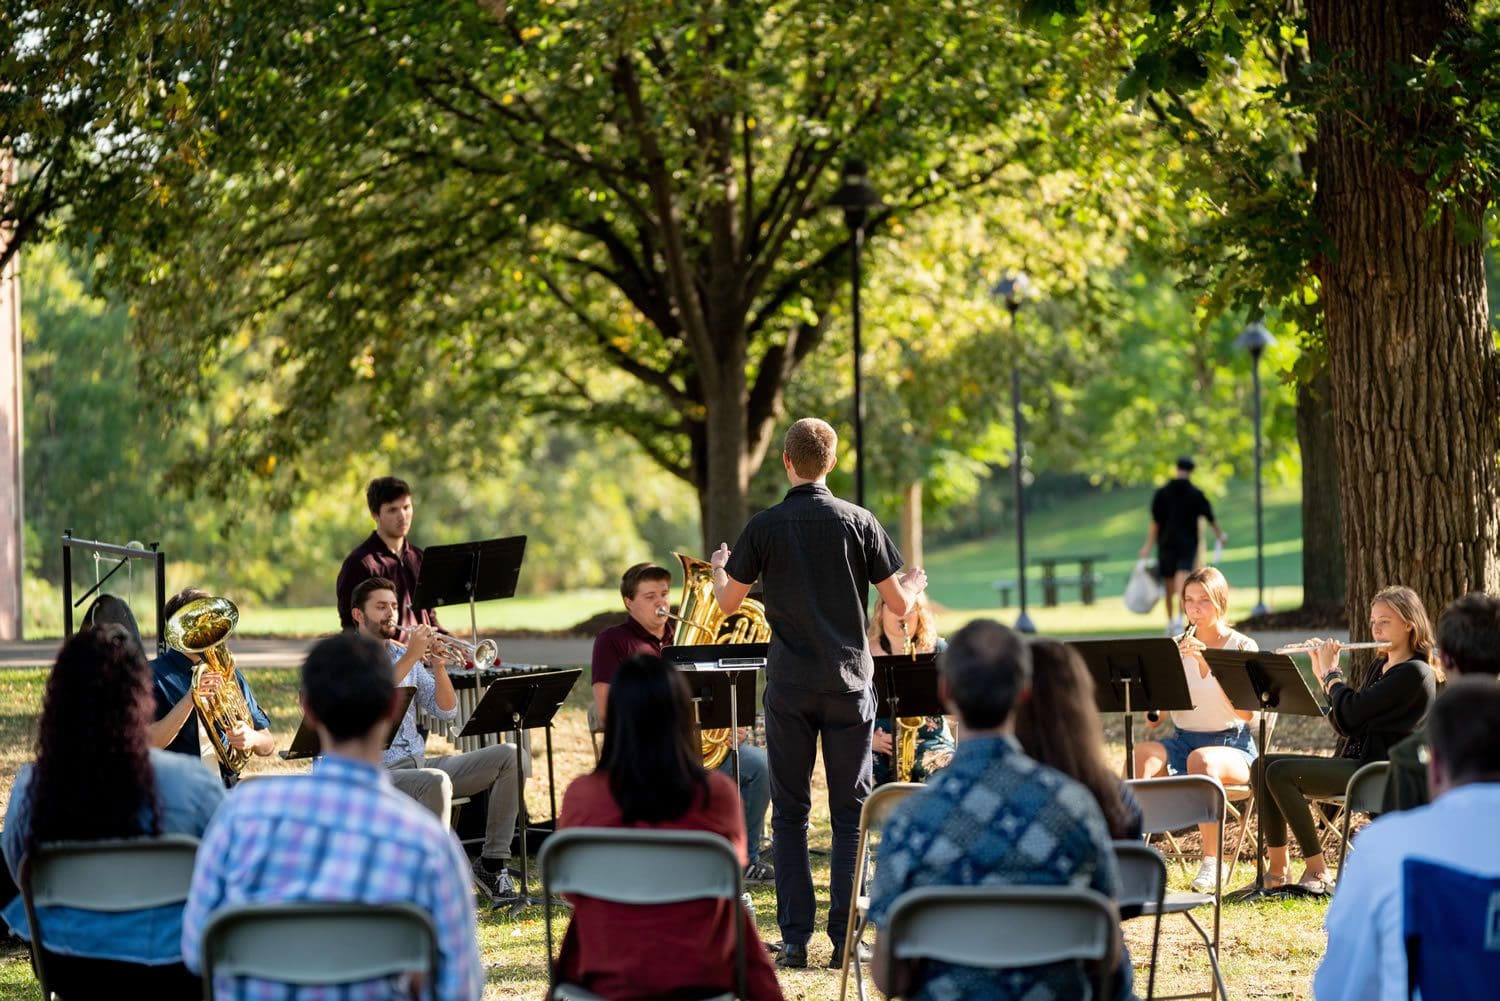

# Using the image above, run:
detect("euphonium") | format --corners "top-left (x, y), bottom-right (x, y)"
top-left (670, 552), bottom-right (771, 770)
top-left (165, 595), bottom-right (254, 775)
top-left (894, 621), bottom-right (922, 783)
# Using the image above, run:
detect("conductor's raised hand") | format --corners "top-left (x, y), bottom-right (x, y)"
top-left (901, 566), bottom-right (929, 595)
top-left (709, 543), bottom-right (732, 571)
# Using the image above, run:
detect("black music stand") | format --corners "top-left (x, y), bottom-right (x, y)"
top-left (1203, 648), bottom-right (1329, 901)
top-left (280, 687), bottom-right (417, 761)
top-left (413, 535), bottom-right (527, 644)
top-left (871, 653), bottom-right (943, 780)
top-left (662, 644), bottom-right (768, 793)
top-left (1070, 638), bottom-right (1194, 777)
top-left (457, 667), bottom-right (580, 915)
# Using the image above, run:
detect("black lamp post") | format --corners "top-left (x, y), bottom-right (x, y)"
top-left (1235, 320), bottom-right (1277, 617)
top-left (992, 273), bottom-right (1035, 634)
top-left (828, 158), bottom-right (883, 509)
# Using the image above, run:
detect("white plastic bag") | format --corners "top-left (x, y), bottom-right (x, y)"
top-left (1123, 558), bottom-right (1163, 615)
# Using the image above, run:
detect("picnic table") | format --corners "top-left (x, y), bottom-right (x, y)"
top-left (1036, 553), bottom-right (1108, 607)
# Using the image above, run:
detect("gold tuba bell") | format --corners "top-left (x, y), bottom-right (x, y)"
top-left (164, 595), bottom-right (254, 776)
top-left (667, 552), bottom-right (771, 770)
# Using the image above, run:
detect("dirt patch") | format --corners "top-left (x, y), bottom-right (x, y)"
top-left (1238, 603), bottom-right (1347, 632)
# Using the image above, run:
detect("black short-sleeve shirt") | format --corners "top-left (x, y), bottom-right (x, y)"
top-left (724, 483), bottom-right (903, 693)
top-left (1150, 479), bottom-right (1215, 551)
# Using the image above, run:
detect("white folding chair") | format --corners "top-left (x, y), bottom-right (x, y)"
top-left (880, 885), bottom-right (1119, 1000)
top-left (19, 835), bottom-right (200, 1001)
top-left (539, 827), bottom-right (746, 1001)
top-left (1334, 760), bottom-right (1389, 876)
top-left (839, 781), bottom-right (924, 1001)
top-left (1113, 840), bottom-right (1167, 1000)
top-left (199, 901), bottom-right (439, 1000)
top-left (1127, 775), bottom-right (1231, 1001)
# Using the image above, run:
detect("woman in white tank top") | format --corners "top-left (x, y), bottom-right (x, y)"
top-left (1133, 566), bottom-right (1259, 893)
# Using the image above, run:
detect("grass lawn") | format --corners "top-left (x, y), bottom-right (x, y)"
top-left (0, 662), bottom-right (1339, 1000)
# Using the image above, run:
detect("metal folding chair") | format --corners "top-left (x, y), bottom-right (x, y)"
top-left (199, 901), bottom-right (439, 1000)
top-left (880, 885), bottom-right (1119, 1000)
top-left (1127, 775), bottom-right (1231, 1001)
top-left (19, 835), bottom-right (200, 1001)
top-left (1113, 840), bottom-right (1167, 1000)
top-left (838, 781), bottom-right (924, 1001)
top-left (1334, 760), bottom-right (1390, 876)
top-left (539, 827), bottom-right (746, 1001)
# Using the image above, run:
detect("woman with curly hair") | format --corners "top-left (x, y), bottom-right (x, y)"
top-left (867, 593), bottom-right (955, 784)
top-left (2, 623), bottom-right (225, 998)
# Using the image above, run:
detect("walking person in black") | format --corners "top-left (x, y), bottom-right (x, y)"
top-left (1139, 456), bottom-right (1227, 634)
top-left (710, 417), bottom-right (927, 970)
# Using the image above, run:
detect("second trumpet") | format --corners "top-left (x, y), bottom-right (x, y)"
top-left (395, 625), bottom-right (500, 671)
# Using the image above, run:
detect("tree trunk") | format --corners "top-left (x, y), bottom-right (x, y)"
top-left (697, 359), bottom-right (752, 556)
top-left (1308, 0), bottom-right (1500, 643)
top-left (899, 480), bottom-right (924, 570)
top-left (1295, 366), bottom-right (1345, 608)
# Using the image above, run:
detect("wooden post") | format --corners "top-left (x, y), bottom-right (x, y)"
top-left (0, 148), bottom-right (23, 639)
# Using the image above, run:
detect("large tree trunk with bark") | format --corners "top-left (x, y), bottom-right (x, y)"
top-left (1308, 0), bottom-right (1500, 642)
top-left (1295, 366), bottom-right (1345, 609)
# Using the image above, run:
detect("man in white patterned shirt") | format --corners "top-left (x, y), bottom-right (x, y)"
top-left (351, 576), bottom-right (522, 904)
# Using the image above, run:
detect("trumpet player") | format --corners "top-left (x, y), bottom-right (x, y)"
top-left (350, 577), bottom-right (522, 905)
top-left (590, 562), bottom-right (773, 883)
top-left (147, 587), bottom-right (275, 786)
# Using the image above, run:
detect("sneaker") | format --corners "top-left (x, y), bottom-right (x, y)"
top-left (472, 859), bottom-right (519, 903)
top-left (744, 860), bottom-right (775, 884)
top-left (1190, 858), bottom-right (1228, 893)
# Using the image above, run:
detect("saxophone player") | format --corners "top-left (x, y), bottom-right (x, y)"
top-left (867, 593), bottom-right (954, 785)
top-left (591, 562), bottom-right (773, 883)
top-left (147, 587), bottom-right (276, 786)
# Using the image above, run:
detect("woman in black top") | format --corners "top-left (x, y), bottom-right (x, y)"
top-left (1253, 585), bottom-right (1438, 894)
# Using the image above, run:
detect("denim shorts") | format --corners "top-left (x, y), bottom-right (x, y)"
top-left (1161, 724), bottom-right (1257, 775)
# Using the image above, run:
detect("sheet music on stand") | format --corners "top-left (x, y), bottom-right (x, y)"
top-left (1069, 638), bottom-right (1193, 777)
top-left (412, 535), bottom-right (527, 643)
top-left (661, 644), bottom-right (767, 794)
top-left (281, 687), bottom-right (417, 761)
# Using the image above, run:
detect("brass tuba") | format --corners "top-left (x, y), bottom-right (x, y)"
top-left (668, 552), bottom-right (770, 769)
top-left (164, 596), bottom-right (254, 776)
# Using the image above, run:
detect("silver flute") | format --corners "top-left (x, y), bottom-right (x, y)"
top-left (1273, 640), bottom-right (1390, 655)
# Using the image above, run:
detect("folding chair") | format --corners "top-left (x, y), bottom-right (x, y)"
top-left (838, 781), bottom-right (924, 1001)
top-left (1402, 858), bottom-right (1500, 1001)
top-left (1334, 761), bottom-right (1389, 876)
top-left (199, 901), bottom-right (439, 1000)
top-left (539, 827), bottom-right (746, 1001)
top-left (1114, 840), bottom-right (1167, 1001)
top-left (1127, 775), bottom-right (1230, 1001)
top-left (880, 885), bottom-right (1119, 1000)
top-left (19, 835), bottom-right (201, 1001)
top-left (1223, 714), bottom-right (1278, 884)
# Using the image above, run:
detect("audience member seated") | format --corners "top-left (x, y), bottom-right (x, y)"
top-left (147, 586), bottom-right (277, 785)
top-left (867, 592), bottom-right (955, 785)
top-left (181, 631), bottom-right (484, 1000)
top-left (868, 620), bottom-right (1120, 1001)
top-left (555, 653), bottom-right (784, 1001)
top-left (2, 624), bottom-right (225, 1000)
top-left (1314, 677), bottom-right (1500, 1001)
top-left (1251, 585), bottom-right (1439, 895)
top-left (350, 576), bottom-right (523, 904)
top-left (1383, 593), bottom-right (1500, 812)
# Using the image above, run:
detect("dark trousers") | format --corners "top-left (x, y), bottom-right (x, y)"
top-left (1252, 753), bottom-right (1361, 858)
top-left (33, 949), bottom-right (200, 1000)
top-left (763, 682), bottom-right (875, 947)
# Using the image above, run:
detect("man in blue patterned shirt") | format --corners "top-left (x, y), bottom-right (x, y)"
top-left (351, 577), bottom-right (522, 904)
top-left (181, 630), bottom-right (484, 1000)
top-left (869, 619), bottom-right (1120, 1001)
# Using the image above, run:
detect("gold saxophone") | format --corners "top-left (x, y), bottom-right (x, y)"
top-left (164, 595), bottom-right (254, 776)
top-left (666, 552), bottom-right (770, 770)
top-left (894, 621), bottom-right (923, 783)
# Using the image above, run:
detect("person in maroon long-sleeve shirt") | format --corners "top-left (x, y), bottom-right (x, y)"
top-left (335, 476), bottom-right (443, 632)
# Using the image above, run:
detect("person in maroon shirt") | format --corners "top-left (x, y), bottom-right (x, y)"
top-left (335, 476), bottom-right (443, 632)
top-left (557, 654), bottom-right (784, 1001)
top-left (591, 563), bottom-right (773, 881)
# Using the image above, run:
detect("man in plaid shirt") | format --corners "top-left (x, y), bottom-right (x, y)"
top-left (181, 631), bottom-right (484, 1000)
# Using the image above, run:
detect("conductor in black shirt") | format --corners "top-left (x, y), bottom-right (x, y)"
top-left (710, 417), bottom-right (927, 970)
top-left (1139, 456), bottom-right (1226, 634)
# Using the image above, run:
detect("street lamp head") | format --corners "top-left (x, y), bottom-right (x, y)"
top-left (1235, 320), bottom-right (1276, 359)
top-left (991, 272), bottom-right (1031, 315)
top-left (828, 157), bottom-right (883, 233)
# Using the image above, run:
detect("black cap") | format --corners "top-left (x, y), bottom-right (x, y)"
top-left (1176, 456), bottom-right (1195, 471)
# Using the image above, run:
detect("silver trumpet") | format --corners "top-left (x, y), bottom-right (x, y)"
top-left (1274, 639), bottom-right (1391, 655)
top-left (394, 625), bottom-right (500, 670)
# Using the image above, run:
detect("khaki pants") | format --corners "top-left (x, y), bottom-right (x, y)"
top-left (388, 743), bottom-right (521, 858)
